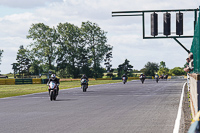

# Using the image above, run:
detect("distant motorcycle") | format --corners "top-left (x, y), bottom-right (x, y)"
top-left (139, 75), bottom-right (145, 84)
top-left (164, 74), bottom-right (168, 80)
top-left (81, 79), bottom-right (88, 92)
top-left (155, 75), bottom-right (159, 83)
top-left (122, 77), bottom-right (127, 84)
top-left (48, 81), bottom-right (58, 101)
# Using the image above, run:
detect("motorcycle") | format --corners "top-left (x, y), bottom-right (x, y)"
top-left (81, 79), bottom-right (88, 92)
top-left (155, 75), bottom-right (159, 83)
top-left (122, 77), bottom-right (127, 84)
top-left (48, 81), bottom-right (58, 101)
top-left (139, 75), bottom-right (145, 84)
top-left (164, 74), bottom-right (168, 80)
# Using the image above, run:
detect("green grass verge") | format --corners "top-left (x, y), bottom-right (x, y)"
top-left (0, 80), bottom-right (121, 98)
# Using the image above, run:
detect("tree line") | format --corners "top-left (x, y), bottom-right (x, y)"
top-left (140, 61), bottom-right (186, 76)
top-left (1, 20), bottom-right (186, 78)
top-left (12, 21), bottom-right (112, 78)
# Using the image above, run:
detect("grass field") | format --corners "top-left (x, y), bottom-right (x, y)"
top-left (0, 80), bottom-right (121, 98)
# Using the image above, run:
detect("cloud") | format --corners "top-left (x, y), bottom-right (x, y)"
top-left (0, 0), bottom-right (198, 74)
top-left (0, 0), bottom-right (63, 8)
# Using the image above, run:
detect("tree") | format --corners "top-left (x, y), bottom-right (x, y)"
top-left (159, 61), bottom-right (166, 69)
top-left (78, 53), bottom-right (93, 78)
top-left (27, 23), bottom-right (58, 71)
top-left (142, 62), bottom-right (159, 76)
top-left (104, 52), bottom-right (114, 78)
top-left (11, 63), bottom-right (19, 78)
top-left (16, 45), bottom-right (31, 78)
top-left (26, 21), bottom-right (113, 78)
top-left (56, 22), bottom-right (83, 78)
top-left (157, 61), bottom-right (169, 76)
top-left (0, 49), bottom-right (3, 72)
top-left (169, 67), bottom-right (186, 76)
top-left (117, 59), bottom-right (133, 77)
top-left (81, 21), bottom-right (112, 78)
top-left (157, 67), bottom-right (169, 76)
top-left (29, 59), bottom-right (41, 75)
top-left (56, 67), bottom-right (69, 78)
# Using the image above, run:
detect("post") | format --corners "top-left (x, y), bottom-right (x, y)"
top-left (173, 38), bottom-right (190, 53)
top-left (142, 12), bottom-right (145, 39)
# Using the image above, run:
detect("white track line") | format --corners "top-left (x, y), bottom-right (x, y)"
top-left (173, 82), bottom-right (186, 133)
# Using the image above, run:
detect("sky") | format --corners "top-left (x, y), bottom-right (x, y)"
top-left (0, 0), bottom-right (199, 74)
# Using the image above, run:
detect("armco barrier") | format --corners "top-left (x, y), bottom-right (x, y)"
top-left (170, 76), bottom-right (185, 79)
top-left (0, 79), bottom-right (15, 85)
top-left (96, 78), bottom-right (112, 80)
top-left (6, 79), bottom-right (15, 85)
top-left (32, 78), bottom-right (42, 84)
top-left (42, 79), bottom-right (49, 84)
top-left (15, 79), bottom-right (32, 84)
top-left (96, 77), bottom-right (140, 80)
top-left (60, 78), bottom-right (95, 81)
top-left (128, 77), bottom-right (139, 80)
top-left (0, 79), bottom-right (6, 85)
top-left (0, 78), bottom-right (45, 85)
top-left (112, 77), bottom-right (122, 80)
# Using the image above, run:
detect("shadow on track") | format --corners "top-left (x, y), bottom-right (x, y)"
top-left (54, 99), bottom-right (77, 102)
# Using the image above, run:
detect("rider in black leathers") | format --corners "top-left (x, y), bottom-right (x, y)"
top-left (81, 74), bottom-right (89, 88)
top-left (47, 74), bottom-right (60, 95)
top-left (121, 74), bottom-right (128, 82)
top-left (139, 73), bottom-right (146, 78)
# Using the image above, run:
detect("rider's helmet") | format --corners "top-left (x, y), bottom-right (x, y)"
top-left (123, 74), bottom-right (126, 76)
top-left (51, 74), bottom-right (56, 80)
top-left (141, 73), bottom-right (143, 75)
top-left (82, 74), bottom-right (86, 78)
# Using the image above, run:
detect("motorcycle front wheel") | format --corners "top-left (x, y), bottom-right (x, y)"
top-left (50, 90), bottom-right (53, 101)
top-left (83, 85), bottom-right (87, 92)
top-left (82, 85), bottom-right (86, 92)
top-left (142, 79), bottom-right (144, 84)
top-left (53, 90), bottom-right (57, 100)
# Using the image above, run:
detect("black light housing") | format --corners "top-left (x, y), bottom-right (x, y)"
top-left (151, 12), bottom-right (158, 36)
top-left (176, 12), bottom-right (183, 35)
top-left (163, 13), bottom-right (171, 35)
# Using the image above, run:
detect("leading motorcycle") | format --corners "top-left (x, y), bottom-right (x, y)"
top-left (139, 75), bottom-right (145, 84)
top-left (48, 81), bottom-right (58, 101)
top-left (155, 75), bottom-right (159, 83)
top-left (81, 79), bottom-right (88, 92)
top-left (122, 77), bottom-right (127, 84)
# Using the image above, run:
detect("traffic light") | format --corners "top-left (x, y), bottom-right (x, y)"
top-left (163, 13), bottom-right (171, 35)
top-left (176, 12), bottom-right (183, 35)
top-left (151, 13), bottom-right (158, 36)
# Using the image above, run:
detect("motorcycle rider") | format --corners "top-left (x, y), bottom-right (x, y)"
top-left (139, 73), bottom-right (145, 83)
top-left (155, 73), bottom-right (159, 82)
top-left (47, 74), bottom-right (60, 95)
top-left (121, 74), bottom-right (128, 82)
top-left (81, 74), bottom-right (89, 88)
top-left (164, 74), bottom-right (168, 80)
top-left (155, 73), bottom-right (159, 78)
top-left (139, 73), bottom-right (146, 78)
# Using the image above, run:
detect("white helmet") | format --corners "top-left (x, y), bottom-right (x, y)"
top-left (51, 74), bottom-right (56, 79)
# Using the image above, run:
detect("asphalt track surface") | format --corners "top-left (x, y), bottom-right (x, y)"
top-left (0, 79), bottom-right (185, 133)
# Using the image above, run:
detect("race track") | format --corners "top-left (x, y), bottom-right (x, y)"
top-left (0, 79), bottom-right (185, 133)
